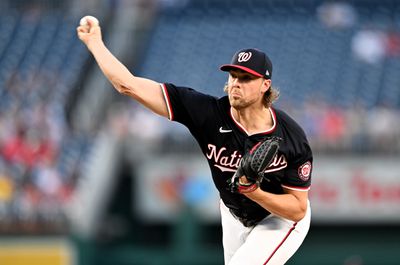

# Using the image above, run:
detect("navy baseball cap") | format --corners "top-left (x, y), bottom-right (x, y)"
top-left (220, 48), bottom-right (273, 79)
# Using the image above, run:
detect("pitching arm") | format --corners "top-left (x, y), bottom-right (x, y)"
top-left (77, 17), bottom-right (168, 118)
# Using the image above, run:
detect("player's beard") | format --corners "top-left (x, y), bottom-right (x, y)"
top-left (227, 81), bottom-right (265, 110)
top-left (228, 93), bottom-right (258, 110)
top-left (229, 97), bottom-right (245, 109)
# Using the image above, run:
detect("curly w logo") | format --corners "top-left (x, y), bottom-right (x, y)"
top-left (237, 52), bottom-right (252, 62)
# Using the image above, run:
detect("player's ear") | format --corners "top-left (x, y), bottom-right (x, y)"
top-left (261, 79), bottom-right (271, 93)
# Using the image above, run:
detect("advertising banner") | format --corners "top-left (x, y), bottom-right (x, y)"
top-left (135, 155), bottom-right (400, 224)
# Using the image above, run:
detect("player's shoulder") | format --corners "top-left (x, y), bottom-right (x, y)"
top-left (273, 107), bottom-right (298, 125)
top-left (273, 107), bottom-right (307, 138)
top-left (164, 82), bottom-right (220, 102)
top-left (164, 83), bottom-right (210, 94)
top-left (163, 83), bottom-right (227, 120)
top-left (217, 95), bottom-right (230, 107)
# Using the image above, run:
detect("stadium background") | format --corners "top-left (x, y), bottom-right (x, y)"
top-left (0, 0), bottom-right (399, 264)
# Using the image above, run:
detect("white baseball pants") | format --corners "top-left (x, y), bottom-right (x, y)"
top-left (220, 200), bottom-right (311, 265)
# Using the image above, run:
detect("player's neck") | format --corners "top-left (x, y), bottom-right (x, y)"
top-left (231, 106), bottom-right (273, 135)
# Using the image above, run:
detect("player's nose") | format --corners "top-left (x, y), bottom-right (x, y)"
top-left (230, 77), bottom-right (241, 87)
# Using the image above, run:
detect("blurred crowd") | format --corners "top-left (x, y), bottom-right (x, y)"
top-left (288, 101), bottom-right (400, 154)
top-left (0, 60), bottom-right (91, 235)
top-left (318, 1), bottom-right (400, 64)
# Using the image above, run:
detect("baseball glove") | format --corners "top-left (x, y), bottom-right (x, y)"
top-left (229, 136), bottom-right (281, 194)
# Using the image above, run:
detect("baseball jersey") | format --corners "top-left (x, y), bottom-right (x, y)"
top-left (161, 83), bottom-right (313, 223)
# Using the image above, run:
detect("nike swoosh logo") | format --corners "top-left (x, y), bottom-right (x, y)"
top-left (219, 127), bottom-right (232, 133)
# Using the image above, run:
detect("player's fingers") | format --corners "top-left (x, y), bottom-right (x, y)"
top-left (86, 18), bottom-right (95, 27)
top-left (238, 176), bottom-right (249, 185)
top-left (89, 26), bottom-right (100, 34)
top-left (77, 26), bottom-right (88, 34)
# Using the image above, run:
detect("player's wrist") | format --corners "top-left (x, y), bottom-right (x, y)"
top-left (242, 187), bottom-right (264, 200)
top-left (86, 34), bottom-right (105, 52)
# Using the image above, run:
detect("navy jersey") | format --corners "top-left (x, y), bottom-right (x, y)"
top-left (161, 83), bottom-right (313, 222)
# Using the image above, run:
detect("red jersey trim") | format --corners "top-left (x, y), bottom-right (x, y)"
top-left (263, 222), bottom-right (297, 264)
top-left (229, 107), bottom-right (277, 136)
top-left (281, 184), bottom-right (311, 192)
top-left (161, 83), bottom-right (174, 121)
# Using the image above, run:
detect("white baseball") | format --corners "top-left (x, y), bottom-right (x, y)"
top-left (79, 15), bottom-right (99, 27)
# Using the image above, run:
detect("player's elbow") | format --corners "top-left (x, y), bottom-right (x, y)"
top-left (113, 81), bottom-right (135, 97)
top-left (291, 204), bottom-right (307, 222)
top-left (116, 84), bottom-right (131, 95)
top-left (292, 210), bottom-right (306, 223)
top-left (109, 75), bottom-right (130, 95)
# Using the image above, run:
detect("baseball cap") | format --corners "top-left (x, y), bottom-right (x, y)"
top-left (220, 48), bottom-right (273, 79)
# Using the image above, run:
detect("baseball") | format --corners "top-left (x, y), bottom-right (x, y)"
top-left (79, 15), bottom-right (99, 27)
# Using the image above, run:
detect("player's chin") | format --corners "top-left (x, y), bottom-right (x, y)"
top-left (228, 96), bottom-right (238, 106)
top-left (229, 99), bottom-right (247, 109)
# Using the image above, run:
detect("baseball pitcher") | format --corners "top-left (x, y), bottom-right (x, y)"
top-left (78, 18), bottom-right (312, 265)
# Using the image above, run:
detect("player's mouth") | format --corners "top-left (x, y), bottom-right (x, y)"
top-left (230, 90), bottom-right (242, 98)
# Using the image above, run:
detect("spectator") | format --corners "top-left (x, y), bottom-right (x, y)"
top-left (351, 28), bottom-right (387, 64)
top-left (317, 2), bottom-right (357, 29)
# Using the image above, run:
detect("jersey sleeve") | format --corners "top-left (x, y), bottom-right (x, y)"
top-left (281, 128), bottom-right (313, 191)
top-left (161, 83), bottom-right (217, 132)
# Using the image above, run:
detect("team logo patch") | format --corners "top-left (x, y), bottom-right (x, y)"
top-left (237, 52), bottom-right (252, 62)
top-left (298, 161), bottom-right (312, 181)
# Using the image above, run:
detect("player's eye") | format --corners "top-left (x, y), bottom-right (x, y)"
top-left (239, 75), bottom-right (252, 82)
top-left (229, 71), bottom-right (255, 82)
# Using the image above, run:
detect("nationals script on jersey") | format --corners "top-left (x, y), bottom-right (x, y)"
top-left (161, 83), bottom-right (313, 222)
